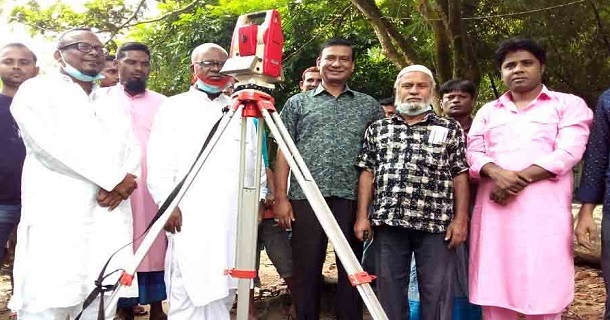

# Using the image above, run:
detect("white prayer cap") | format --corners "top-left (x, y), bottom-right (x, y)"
top-left (394, 64), bottom-right (435, 88)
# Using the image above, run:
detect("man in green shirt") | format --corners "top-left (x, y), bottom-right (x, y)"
top-left (274, 38), bottom-right (381, 319)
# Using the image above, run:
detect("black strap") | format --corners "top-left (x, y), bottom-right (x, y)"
top-left (76, 108), bottom-right (228, 319)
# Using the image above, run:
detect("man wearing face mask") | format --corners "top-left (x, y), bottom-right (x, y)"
top-left (8, 28), bottom-right (139, 319)
top-left (355, 65), bottom-right (470, 320)
top-left (94, 42), bottom-right (168, 320)
top-left (147, 43), bottom-right (267, 320)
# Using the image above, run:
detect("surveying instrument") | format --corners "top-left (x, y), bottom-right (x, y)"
top-left (94, 9), bottom-right (387, 320)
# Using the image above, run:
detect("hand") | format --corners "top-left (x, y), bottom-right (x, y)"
top-left (274, 197), bottom-right (295, 230)
top-left (354, 217), bottom-right (373, 242)
top-left (96, 189), bottom-right (123, 211)
top-left (113, 174), bottom-right (138, 200)
top-left (444, 216), bottom-right (468, 248)
top-left (575, 210), bottom-right (598, 251)
top-left (490, 186), bottom-right (511, 206)
top-left (488, 168), bottom-right (528, 195)
top-left (164, 207), bottom-right (182, 234)
top-left (264, 193), bottom-right (275, 208)
top-left (258, 201), bottom-right (265, 224)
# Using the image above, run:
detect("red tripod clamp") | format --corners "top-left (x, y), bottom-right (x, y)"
top-left (224, 268), bottom-right (257, 279)
top-left (348, 271), bottom-right (377, 287)
top-left (119, 271), bottom-right (135, 286)
top-left (229, 89), bottom-right (278, 118)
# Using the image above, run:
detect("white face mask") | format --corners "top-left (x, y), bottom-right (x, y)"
top-left (396, 101), bottom-right (432, 116)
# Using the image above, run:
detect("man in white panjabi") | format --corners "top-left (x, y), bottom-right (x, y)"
top-left (9, 28), bottom-right (139, 320)
top-left (147, 43), bottom-right (267, 320)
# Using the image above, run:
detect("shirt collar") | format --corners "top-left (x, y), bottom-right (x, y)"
top-left (312, 83), bottom-right (355, 97)
top-left (390, 111), bottom-right (437, 125)
top-left (188, 86), bottom-right (230, 103)
top-left (460, 117), bottom-right (473, 132)
top-left (114, 83), bottom-right (147, 99)
top-left (496, 85), bottom-right (555, 108)
top-left (58, 72), bottom-right (99, 95)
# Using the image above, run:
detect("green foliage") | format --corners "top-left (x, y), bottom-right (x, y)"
top-left (467, 0), bottom-right (610, 106)
top-left (7, 0), bottom-right (610, 107)
top-left (130, 1), bottom-right (237, 95)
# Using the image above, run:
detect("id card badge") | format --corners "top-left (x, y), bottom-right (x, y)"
top-left (428, 126), bottom-right (449, 144)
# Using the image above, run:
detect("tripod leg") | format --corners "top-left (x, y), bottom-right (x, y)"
top-left (104, 110), bottom-right (239, 318)
top-left (234, 116), bottom-right (264, 320)
top-left (260, 109), bottom-right (388, 320)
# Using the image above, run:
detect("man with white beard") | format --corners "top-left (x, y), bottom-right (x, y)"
top-left (354, 65), bottom-right (470, 320)
top-left (147, 43), bottom-right (266, 320)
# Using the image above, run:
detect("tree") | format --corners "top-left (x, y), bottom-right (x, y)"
top-left (348, 0), bottom-right (480, 85)
top-left (7, 0), bottom-right (610, 106)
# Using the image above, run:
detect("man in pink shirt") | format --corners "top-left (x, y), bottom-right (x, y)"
top-left (97, 42), bottom-right (167, 320)
top-left (467, 38), bottom-right (593, 319)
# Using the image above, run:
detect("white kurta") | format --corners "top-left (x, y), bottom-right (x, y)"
top-left (9, 73), bottom-right (138, 313)
top-left (91, 86), bottom-right (145, 299)
top-left (147, 88), bottom-right (266, 308)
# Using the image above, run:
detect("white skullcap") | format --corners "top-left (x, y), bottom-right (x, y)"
top-left (394, 64), bottom-right (435, 88)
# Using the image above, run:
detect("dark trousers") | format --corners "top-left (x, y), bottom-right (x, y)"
top-left (374, 225), bottom-right (455, 320)
top-left (291, 197), bottom-right (363, 320)
top-left (602, 213), bottom-right (610, 320)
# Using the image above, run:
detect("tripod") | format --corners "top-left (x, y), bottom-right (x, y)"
top-left (103, 88), bottom-right (388, 320)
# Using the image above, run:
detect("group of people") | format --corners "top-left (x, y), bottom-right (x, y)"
top-left (0, 26), bottom-right (609, 320)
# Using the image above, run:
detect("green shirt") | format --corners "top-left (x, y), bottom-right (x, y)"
top-left (280, 85), bottom-right (382, 200)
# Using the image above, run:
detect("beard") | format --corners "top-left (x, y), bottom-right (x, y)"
top-left (124, 78), bottom-right (147, 94)
top-left (395, 100), bottom-right (431, 116)
top-left (0, 76), bottom-right (22, 88)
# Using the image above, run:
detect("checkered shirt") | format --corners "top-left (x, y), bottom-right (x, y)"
top-left (356, 112), bottom-right (469, 233)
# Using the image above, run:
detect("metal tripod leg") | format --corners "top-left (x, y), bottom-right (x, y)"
top-left (233, 115), bottom-right (265, 320)
top-left (259, 108), bottom-right (389, 320)
top-left (103, 109), bottom-right (240, 318)
top-left (103, 91), bottom-right (387, 320)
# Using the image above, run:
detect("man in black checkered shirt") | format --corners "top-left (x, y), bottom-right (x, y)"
top-left (355, 65), bottom-right (470, 320)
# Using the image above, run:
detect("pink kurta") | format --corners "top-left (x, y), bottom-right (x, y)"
top-left (106, 84), bottom-right (167, 272)
top-left (467, 86), bottom-right (592, 314)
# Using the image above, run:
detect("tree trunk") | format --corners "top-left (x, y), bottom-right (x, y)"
top-left (437, 0), bottom-right (481, 84)
top-left (419, 0), bottom-right (452, 84)
top-left (350, 0), bottom-right (416, 68)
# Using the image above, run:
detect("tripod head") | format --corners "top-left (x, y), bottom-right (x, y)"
top-left (220, 10), bottom-right (284, 95)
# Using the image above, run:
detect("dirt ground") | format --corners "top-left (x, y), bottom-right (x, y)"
top-left (0, 202), bottom-right (606, 320)
top-left (0, 248), bottom-right (605, 320)
top-left (252, 250), bottom-right (607, 320)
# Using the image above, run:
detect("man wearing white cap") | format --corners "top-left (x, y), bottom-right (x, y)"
top-left (355, 65), bottom-right (470, 320)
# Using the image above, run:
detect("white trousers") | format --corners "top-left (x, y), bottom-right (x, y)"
top-left (168, 253), bottom-right (235, 320)
top-left (17, 296), bottom-right (115, 320)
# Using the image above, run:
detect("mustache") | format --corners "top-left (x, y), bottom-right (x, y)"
top-left (395, 97), bottom-right (432, 107)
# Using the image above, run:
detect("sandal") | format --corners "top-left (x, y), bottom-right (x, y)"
top-left (133, 305), bottom-right (148, 316)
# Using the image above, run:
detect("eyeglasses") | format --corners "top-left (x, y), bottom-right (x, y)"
top-left (194, 60), bottom-right (226, 69)
top-left (58, 42), bottom-right (108, 55)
